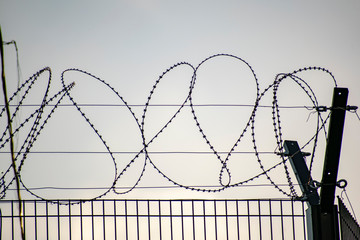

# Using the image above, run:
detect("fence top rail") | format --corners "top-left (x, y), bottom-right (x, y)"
top-left (0, 198), bottom-right (305, 203)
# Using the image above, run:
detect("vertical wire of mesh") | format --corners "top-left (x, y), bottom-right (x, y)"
top-left (46, 201), bottom-right (49, 240)
top-left (57, 200), bottom-right (60, 240)
top-left (33, 200), bottom-right (37, 239)
top-left (22, 201), bottom-right (26, 238)
top-left (136, 200), bottom-right (140, 240)
top-left (147, 200), bottom-right (151, 240)
top-left (170, 200), bottom-right (174, 240)
top-left (181, 200), bottom-right (184, 240)
top-left (247, 200), bottom-right (251, 240)
top-left (236, 200), bottom-right (240, 240)
top-left (80, 201), bottom-right (83, 240)
top-left (214, 200), bottom-right (218, 240)
top-left (302, 201), bottom-right (307, 240)
top-left (203, 200), bottom-right (207, 240)
top-left (158, 200), bottom-right (162, 240)
top-left (191, 200), bottom-right (195, 239)
top-left (225, 200), bottom-right (229, 240)
top-left (125, 199), bottom-right (128, 239)
top-left (11, 201), bottom-right (14, 239)
top-left (280, 200), bottom-right (284, 240)
top-left (68, 200), bottom-right (72, 240)
top-left (113, 200), bottom-right (117, 240)
top-left (269, 199), bottom-right (274, 240)
top-left (258, 200), bottom-right (262, 239)
top-left (91, 200), bottom-right (94, 240)
top-left (291, 200), bottom-right (295, 239)
top-left (102, 200), bottom-right (106, 240)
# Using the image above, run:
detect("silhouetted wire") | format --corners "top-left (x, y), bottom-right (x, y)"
top-left (351, 108), bottom-right (360, 121)
top-left (248, 68), bottom-right (333, 198)
top-left (16, 82), bottom-right (76, 201)
top-left (6, 183), bottom-right (303, 191)
top-left (0, 73), bottom-right (75, 197)
top-left (191, 54), bottom-right (260, 188)
top-left (269, 71), bottom-right (332, 197)
top-left (3, 103), bottom-right (316, 108)
top-left (0, 151), bottom-right (278, 154)
top-left (1, 53), bottom-right (350, 205)
top-left (0, 69), bottom-right (75, 199)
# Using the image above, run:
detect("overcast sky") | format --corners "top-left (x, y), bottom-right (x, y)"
top-left (1, 0), bottom-right (360, 217)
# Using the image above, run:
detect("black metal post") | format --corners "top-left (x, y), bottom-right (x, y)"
top-left (320, 88), bottom-right (348, 212)
top-left (286, 87), bottom-right (349, 240)
top-left (317, 87), bottom-right (348, 240)
top-left (284, 140), bottom-right (320, 206)
top-left (284, 140), bottom-right (320, 240)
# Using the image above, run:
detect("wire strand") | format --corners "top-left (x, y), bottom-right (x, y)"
top-left (1, 53), bottom-right (355, 205)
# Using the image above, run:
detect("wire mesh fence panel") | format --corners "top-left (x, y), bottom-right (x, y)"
top-left (338, 197), bottom-right (360, 240)
top-left (0, 199), bottom-right (307, 240)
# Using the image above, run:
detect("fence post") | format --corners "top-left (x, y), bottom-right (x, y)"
top-left (286, 87), bottom-right (349, 240)
top-left (284, 140), bottom-right (319, 206)
top-left (284, 140), bottom-right (320, 240)
top-left (318, 87), bottom-right (348, 240)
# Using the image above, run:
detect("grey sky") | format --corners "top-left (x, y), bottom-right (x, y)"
top-left (1, 0), bottom-right (359, 217)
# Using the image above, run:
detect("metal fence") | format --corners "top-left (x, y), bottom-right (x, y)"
top-left (0, 199), bottom-right (307, 240)
top-left (338, 197), bottom-right (360, 240)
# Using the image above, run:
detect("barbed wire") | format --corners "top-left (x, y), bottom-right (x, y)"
top-left (1, 53), bottom-right (356, 205)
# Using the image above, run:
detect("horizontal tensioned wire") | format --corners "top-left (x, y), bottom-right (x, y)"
top-left (5, 183), bottom-right (303, 191)
top-left (2, 103), bottom-right (314, 108)
top-left (0, 150), bottom-right (278, 154)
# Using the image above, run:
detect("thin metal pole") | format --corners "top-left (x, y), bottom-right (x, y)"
top-left (247, 200), bottom-right (251, 240)
top-left (68, 200), bottom-right (72, 240)
top-left (170, 200), bottom-right (173, 240)
top-left (91, 200), bottom-right (94, 240)
top-left (280, 200), bottom-right (284, 240)
top-left (214, 200), bottom-right (218, 240)
top-left (125, 200), bottom-right (128, 240)
top-left (225, 200), bottom-right (229, 240)
top-left (258, 200), bottom-right (262, 240)
top-left (22, 201), bottom-right (25, 238)
top-left (113, 200), bottom-right (117, 240)
top-left (302, 201), bottom-right (307, 239)
top-left (102, 200), bottom-right (106, 240)
top-left (191, 200), bottom-right (195, 240)
top-left (269, 200), bottom-right (273, 240)
top-left (46, 201), bottom-right (49, 240)
top-left (181, 200), bottom-right (184, 240)
top-left (80, 201), bottom-right (83, 240)
top-left (0, 25), bottom-right (25, 240)
top-left (291, 200), bottom-right (295, 240)
top-left (236, 200), bottom-right (240, 240)
top-left (57, 201), bottom-right (60, 240)
top-left (203, 200), bottom-right (207, 240)
top-left (159, 200), bottom-right (162, 240)
top-left (148, 200), bottom-right (151, 240)
top-left (136, 200), bottom-right (140, 240)
top-left (11, 201), bottom-right (14, 239)
top-left (34, 201), bottom-right (37, 239)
